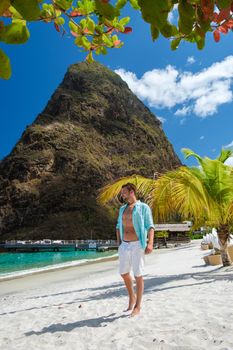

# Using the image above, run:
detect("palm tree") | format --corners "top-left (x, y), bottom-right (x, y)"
top-left (98, 149), bottom-right (233, 266)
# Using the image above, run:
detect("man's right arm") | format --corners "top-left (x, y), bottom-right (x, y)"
top-left (116, 229), bottom-right (121, 246)
top-left (116, 208), bottom-right (121, 246)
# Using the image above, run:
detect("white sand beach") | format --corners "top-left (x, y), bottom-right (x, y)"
top-left (1, 239), bottom-right (233, 350)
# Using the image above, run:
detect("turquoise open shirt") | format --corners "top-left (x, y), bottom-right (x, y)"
top-left (116, 200), bottom-right (155, 249)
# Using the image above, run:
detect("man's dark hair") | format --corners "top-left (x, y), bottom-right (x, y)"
top-left (121, 183), bottom-right (137, 196)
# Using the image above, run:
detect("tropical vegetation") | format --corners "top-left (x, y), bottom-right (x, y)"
top-left (1, 0), bottom-right (233, 79)
top-left (98, 148), bottom-right (233, 266)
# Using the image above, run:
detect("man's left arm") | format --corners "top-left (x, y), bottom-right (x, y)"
top-left (144, 206), bottom-right (155, 254)
top-left (145, 227), bottom-right (154, 254)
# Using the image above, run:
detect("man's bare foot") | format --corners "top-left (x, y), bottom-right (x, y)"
top-left (130, 306), bottom-right (141, 317)
top-left (125, 295), bottom-right (136, 311)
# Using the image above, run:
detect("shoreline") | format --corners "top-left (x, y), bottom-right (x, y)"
top-left (2, 240), bottom-right (233, 349)
top-left (0, 253), bottom-right (118, 283)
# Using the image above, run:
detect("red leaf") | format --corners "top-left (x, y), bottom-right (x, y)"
top-left (218, 25), bottom-right (228, 33)
top-left (83, 28), bottom-right (89, 34)
top-left (54, 23), bottom-right (60, 32)
top-left (211, 12), bottom-right (218, 22)
top-left (113, 40), bottom-right (121, 47)
top-left (213, 30), bottom-right (220, 42)
top-left (71, 31), bottom-right (78, 37)
top-left (201, 0), bottom-right (214, 20)
top-left (123, 26), bottom-right (132, 34)
top-left (217, 8), bottom-right (230, 22)
top-left (70, 10), bottom-right (82, 17)
top-left (225, 19), bottom-right (233, 28)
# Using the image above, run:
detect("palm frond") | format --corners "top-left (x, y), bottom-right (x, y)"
top-left (223, 201), bottom-right (233, 226)
top-left (217, 148), bottom-right (233, 163)
top-left (150, 167), bottom-right (213, 224)
top-left (182, 148), bottom-right (203, 164)
top-left (201, 160), bottom-right (233, 204)
top-left (97, 148), bottom-right (233, 231)
top-left (97, 175), bottom-right (155, 205)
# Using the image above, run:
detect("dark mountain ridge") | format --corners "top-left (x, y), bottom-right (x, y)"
top-left (0, 62), bottom-right (181, 240)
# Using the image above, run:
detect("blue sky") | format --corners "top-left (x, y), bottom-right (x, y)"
top-left (1, 4), bottom-right (233, 167)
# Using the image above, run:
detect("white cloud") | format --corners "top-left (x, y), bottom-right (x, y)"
top-left (225, 157), bottom-right (233, 166)
top-left (180, 118), bottom-right (186, 125)
top-left (168, 4), bottom-right (178, 23)
top-left (200, 136), bottom-right (204, 140)
top-left (224, 140), bottom-right (233, 148)
top-left (157, 116), bottom-right (166, 123)
top-left (115, 56), bottom-right (233, 118)
top-left (175, 106), bottom-right (192, 116)
top-left (187, 56), bottom-right (196, 65)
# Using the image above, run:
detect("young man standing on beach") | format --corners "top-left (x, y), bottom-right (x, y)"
top-left (116, 183), bottom-right (155, 317)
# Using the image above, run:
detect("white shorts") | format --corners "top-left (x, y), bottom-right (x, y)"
top-left (118, 240), bottom-right (145, 277)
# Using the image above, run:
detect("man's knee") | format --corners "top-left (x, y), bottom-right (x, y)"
top-left (134, 275), bottom-right (143, 280)
top-left (121, 272), bottom-right (130, 279)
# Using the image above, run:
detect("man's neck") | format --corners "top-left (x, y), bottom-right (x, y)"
top-left (127, 198), bottom-right (137, 206)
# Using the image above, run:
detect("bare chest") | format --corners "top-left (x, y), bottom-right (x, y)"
top-left (122, 207), bottom-right (134, 224)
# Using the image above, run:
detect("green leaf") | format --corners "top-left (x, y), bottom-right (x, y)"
top-left (138, 0), bottom-right (173, 29)
top-left (196, 36), bottom-right (205, 50)
top-left (188, 0), bottom-right (199, 3)
top-left (86, 51), bottom-right (94, 63)
top-left (8, 5), bottom-right (23, 19)
top-left (0, 0), bottom-right (10, 16)
top-left (54, 0), bottom-right (73, 11)
top-left (178, 18), bottom-right (193, 35)
top-left (69, 21), bottom-right (76, 31)
top-left (86, 17), bottom-right (95, 33)
top-left (95, 0), bottom-right (120, 20)
top-left (192, 28), bottom-right (205, 50)
top-left (150, 24), bottom-right (159, 41)
top-left (80, 18), bottom-right (87, 29)
top-left (116, 0), bottom-right (127, 10)
top-left (78, 0), bottom-right (95, 14)
top-left (1, 20), bottom-right (30, 44)
top-left (129, 0), bottom-right (140, 10)
top-left (102, 33), bottom-right (113, 47)
top-left (0, 49), bottom-right (11, 79)
top-left (69, 21), bottom-right (78, 33)
top-left (100, 46), bottom-right (107, 54)
top-left (160, 22), bottom-right (178, 38)
top-left (94, 24), bottom-right (104, 34)
top-left (75, 35), bottom-right (83, 46)
top-left (178, 0), bottom-right (195, 35)
top-left (55, 17), bottom-right (65, 25)
top-left (112, 34), bottom-right (118, 41)
top-left (170, 37), bottom-right (181, 50)
top-left (10, 0), bottom-right (41, 21)
top-left (119, 16), bottom-right (130, 26)
top-left (95, 46), bottom-right (101, 55)
top-left (178, 0), bottom-right (195, 19)
top-left (218, 0), bottom-right (232, 8)
top-left (115, 22), bottom-right (124, 31)
top-left (81, 35), bottom-right (91, 49)
top-left (198, 17), bottom-right (211, 33)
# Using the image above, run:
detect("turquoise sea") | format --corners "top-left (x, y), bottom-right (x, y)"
top-left (0, 250), bottom-right (117, 279)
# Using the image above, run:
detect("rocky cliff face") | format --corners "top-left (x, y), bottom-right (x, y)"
top-left (0, 62), bottom-right (181, 240)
